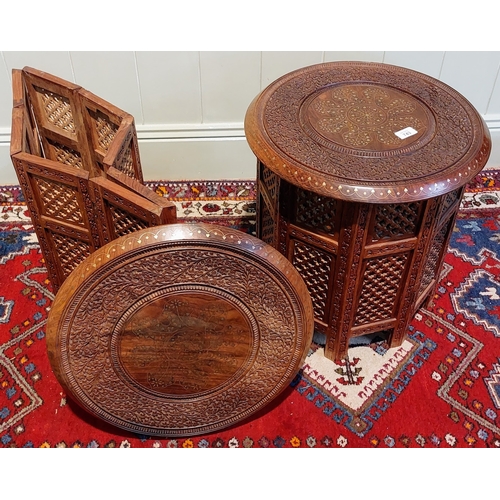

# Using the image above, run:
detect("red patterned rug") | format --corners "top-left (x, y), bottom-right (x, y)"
top-left (1, 171), bottom-right (500, 449)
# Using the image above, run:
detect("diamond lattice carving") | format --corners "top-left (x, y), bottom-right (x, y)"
top-left (261, 166), bottom-right (279, 203)
top-left (34, 86), bottom-right (75, 133)
top-left (295, 188), bottom-right (337, 236)
top-left (418, 221), bottom-right (450, 296)
top-left (52, 233), bottom-right (91, 275)
top-left (436, 189), bottom-right (460, 221)
top-left (47, 139), bottom-right (83, 169)
top-left (109, 205), bottom-right (149, 236)
top-left (354, 253), bottom-right (409, 325)
top-left (36, 178), bottom-right (84, 224)
top-left (116, 146), bottom-right (135, 178)
top-left (373, 202), bottom-right (421, 240)
top-left (93, 112), bottom-right (118, 152)
top-left (260, 198), bottom-right (275, 245)
top-left (292, 240), bottom-right (333, 320)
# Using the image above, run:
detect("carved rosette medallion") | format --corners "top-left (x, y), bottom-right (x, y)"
top-left (46, 223), bottom-right (314, 436)
top-left (301, 83), bottom-right (434, 156)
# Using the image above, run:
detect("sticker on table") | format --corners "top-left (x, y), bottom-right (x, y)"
top-left (395, 127), bottom-right (418, 139)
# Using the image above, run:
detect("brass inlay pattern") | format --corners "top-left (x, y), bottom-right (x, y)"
top-left (303, 84), bottom-right (430, 154)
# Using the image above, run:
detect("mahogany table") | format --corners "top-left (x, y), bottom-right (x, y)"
top-left (46, 223), bottom-right (314, 436)
top-left (245, 61), bottom-right (491, 362)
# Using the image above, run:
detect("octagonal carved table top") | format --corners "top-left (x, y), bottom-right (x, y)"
top-left (245, 61), bottom-right (491, 203)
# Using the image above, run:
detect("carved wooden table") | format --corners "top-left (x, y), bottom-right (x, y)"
top-left (245, 61), bottom-right (491, 362)
top-left (46, 223), bottom-right (314, 436)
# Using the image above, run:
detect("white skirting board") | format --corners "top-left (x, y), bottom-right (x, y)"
top-left (137, 135), bottom-right (258, 182)
top-left (1, 122), bottom-right (499, 186)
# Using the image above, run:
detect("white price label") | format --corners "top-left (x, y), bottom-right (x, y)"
top-left (395, 127), bottom-right (418, 139)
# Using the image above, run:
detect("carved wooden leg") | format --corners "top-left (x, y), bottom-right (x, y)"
top-left (325, 203), bottom-right (370, 361)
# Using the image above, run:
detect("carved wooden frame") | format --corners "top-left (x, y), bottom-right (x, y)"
top-left (10, 67), bottom-right (177, 293)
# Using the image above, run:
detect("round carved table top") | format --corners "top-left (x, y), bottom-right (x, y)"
top-left (46, 223), bottom-right (314, 436)
top-left (245, 61), bottom-right (492, 203)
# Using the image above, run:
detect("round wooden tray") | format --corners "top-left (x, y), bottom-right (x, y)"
top-left (46, 223), bottom-right (314, 436)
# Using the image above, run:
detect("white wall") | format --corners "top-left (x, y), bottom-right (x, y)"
top-left (1, 51), bottom-right (500, 186)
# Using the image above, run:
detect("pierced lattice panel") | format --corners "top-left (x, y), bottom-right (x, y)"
top-left (372, 202), bottom-right (421, 240)
top-left (46, 139), bottom-right (83, 169)
top-left (418, 220), bottom-right (450, 296)
top-left (89, 110), bottom-right (119, 152)
top-left (436, 189), bottom-right (461, 221)
top-left (354, 253), bottom-right (409, 326)
top-left (109, 205), bottom-right (150, 236)
top-left (295, 188), bottom-right (337, 236)
top-left (116, 145), bottom-right (136, 178)
top-left (51, 233), bottom-right (91, 276)
top-left (292, 240), bottom-right (333, 320)
top-left (35, 178), bottom-right (85, 225)
top-left (261, 166), bottom-right (280, 203)
top-left (34, 86), bottom-right (75, 133)
top-left (259, 196), bottom-right (276, 245)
